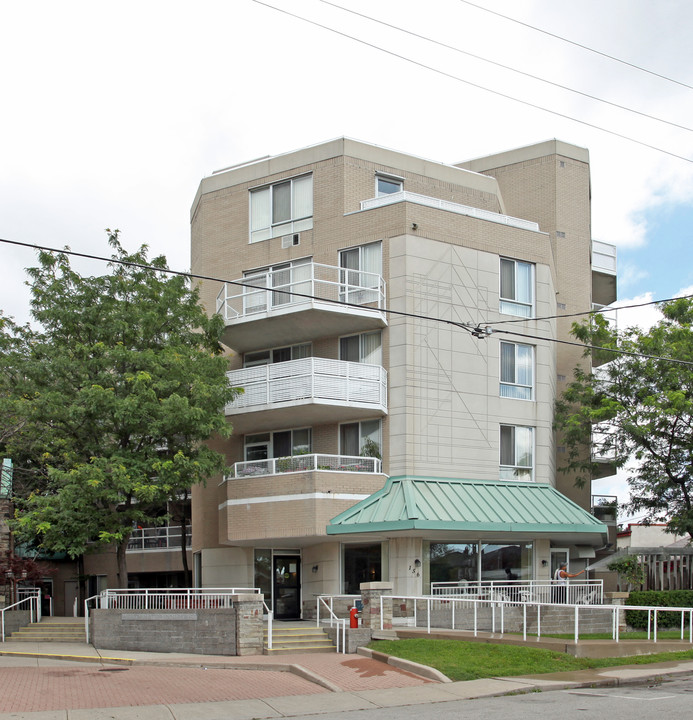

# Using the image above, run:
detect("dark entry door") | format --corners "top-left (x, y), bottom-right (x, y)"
top-left (273, 555), bottom-right (301, 619)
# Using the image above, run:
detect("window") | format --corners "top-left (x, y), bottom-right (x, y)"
top-left (242, 258), bottom-right (312, 313)
top-left (339, 242), bottom-right (382, 305)
top-left (340, 419), bottom-right (381, 457)
top-left (428, 542), bottom-right (533, 583)
top-left (340, 331), bottom-right (382, 365)
top-left (250, 174), bottom-right (313, 243)
top-left (499, 258), bottom-right (533, 317)
top-left (500, 425), bottom-right (533, 481)
top-left (343, 542), bottom-right (384, 594)
top-left (376, 175), bottom-right (403, 197)
top-left (244, 343), bottom-right (311, 368)
top-left (244, 428), bottom-right (312, 461)
top-left (500, 341), bottom-right (533, 400)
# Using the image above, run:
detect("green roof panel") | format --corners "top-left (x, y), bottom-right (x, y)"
top-left (327, 475), bottom-right (607, 540)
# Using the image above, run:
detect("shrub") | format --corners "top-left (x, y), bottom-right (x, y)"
top-left (625, 590), bottom-right (693, 629)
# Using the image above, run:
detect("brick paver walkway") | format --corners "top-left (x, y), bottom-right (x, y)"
top-left (0, 654), bottom-right (431, 714)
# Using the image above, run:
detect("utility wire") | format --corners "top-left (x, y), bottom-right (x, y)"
top-left (458, 0), bottom-right (693, 92)
top-left (3, 236), bottom-right (693, 368)
top-left (488, 293), bottom-right (693, 326)
top-left (321, 0), bottom-right (693, 133)
top-left (251, 1), bottom-right (693, 164)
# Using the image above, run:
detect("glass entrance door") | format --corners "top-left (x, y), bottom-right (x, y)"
top-left (273, 555), bottom-right (301, 619)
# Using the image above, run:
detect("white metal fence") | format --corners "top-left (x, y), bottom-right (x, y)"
top-left (225, 357), bottom-right (387, 412)
top-left (216, 261), bottom-right (386, 321)
top-left (381, 594), bottom-right (693, 645)
top-left (430, 580), bottom-right (603, 605)
top-left (226, 453), bottom-right (382, 479)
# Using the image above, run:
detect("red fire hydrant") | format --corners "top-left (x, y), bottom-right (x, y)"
top-left (349, 606), bottom-right (359, 628)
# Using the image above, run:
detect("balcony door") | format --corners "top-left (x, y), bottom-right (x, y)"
top-left (273, 555), bottom-right (301, 619)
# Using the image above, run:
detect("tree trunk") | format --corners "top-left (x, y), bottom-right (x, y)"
top-left (115, 538), bottom-right (129, 589)
top-left (77, 554), bottom-right (86, 616)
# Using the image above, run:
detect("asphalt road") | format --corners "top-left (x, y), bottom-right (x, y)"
top-left (304, 675), bottom-right (693, 720)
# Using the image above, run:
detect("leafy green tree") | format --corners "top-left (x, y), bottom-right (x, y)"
top-left (2, 231), bottom-right (239, 587)
top-left (555, 298), bottom-right (693, 540)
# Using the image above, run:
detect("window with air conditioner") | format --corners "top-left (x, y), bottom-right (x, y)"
top-left (500, 341), bottom-right (534, 400)
top-left (499, 258), bottom-right (534, 317)
top-left (250, 174), bottom-right (313, 243)
top-left (500, 425), bottom-right (534, 481)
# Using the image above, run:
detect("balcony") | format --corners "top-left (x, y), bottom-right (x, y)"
top-left (592, 240), bottom-right (617, 307)
top-left (216, 262), bottom-right (387, 353)
top-left (127, 526), bottom-right (191, 552)
top-left (591, 495), bottom-right (618, 524)
top-left (226, 453), bottom-right (382, 479)
top-left (225, 357), bottom-right (387, 433)
top-left (360, 190), bottom-right (540, 232)
top-left (592, 421), bottom-right (618, 479)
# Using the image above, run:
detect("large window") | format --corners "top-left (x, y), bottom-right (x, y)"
top-left (500, 341), bottom-right (533, 400)
top-left (244, 343), bottom-right (311, 368)
top-left (343, 542), bottom-right (384, 594)
top-left (500, 425), bottom-right (534, 481)
top-left (340, 419), bottom-right (381, 458)
top-left (429, 542), bottom-right (533, 583)
top-left (250, 174), bottom-right (313, 243)
top-left (245, 428), bottom-right (312, 461)
top-left (339, 242), bottom-right (382, 305)
top-left (340, 331), bottom-right (382, 365)
top-left (500, 258), bottom-right (533, 317)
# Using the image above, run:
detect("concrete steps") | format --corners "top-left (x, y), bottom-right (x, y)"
top-left (9, 619), bottom-right (86, 643)
top-left (264, 625), bottom-right (335, 655)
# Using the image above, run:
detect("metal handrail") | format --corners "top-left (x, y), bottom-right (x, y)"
top-left (1, 593), bottom-right (39, 642)
top-left (316, 596), bottom-right (347, 653)
top-left (263, 600), bottom-right (273, 651)
top-left (431, 579), bottom-right (603, 605)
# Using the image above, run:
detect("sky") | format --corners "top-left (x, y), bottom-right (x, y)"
top-left (2, 0), bottom-right (693, 517)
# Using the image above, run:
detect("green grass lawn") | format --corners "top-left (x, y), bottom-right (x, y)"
top-left (367, 638), bottom-right (693, 682)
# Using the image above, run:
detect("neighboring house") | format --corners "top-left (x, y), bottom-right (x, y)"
top-left (618, 523), bottom-right (689, 550)
top-left (190, 137), bottom-right (616, 619)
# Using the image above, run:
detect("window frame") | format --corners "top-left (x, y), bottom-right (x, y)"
top-left (499, 341), bottom-right (534, 400)
top-left (499, 257), bottom-right (534, 317)
top-left (249, 173), bottom-right (313, 243)
top-left (499, 425), bottom-right (534, 481)
top-left (244, 427), bottom-right (312, 461)
top-left (339, 419), bottom-right (382, 457)
top-left (375, 174), bottom-right (403, 197)
top-left (339, 330), bottom-right (382, 365)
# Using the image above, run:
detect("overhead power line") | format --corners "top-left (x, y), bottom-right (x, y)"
top-left (2, 236), bottom-right (693, 368)
top-left (458, 0), bottom-right (693, 92)
top-left (321, 0), bottom-right (693, 134)
top-left (252, 1), bottom-right (693, 164)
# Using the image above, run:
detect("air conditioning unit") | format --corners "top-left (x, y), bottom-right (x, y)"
top-left (281, 233), bottom-right (300, 248)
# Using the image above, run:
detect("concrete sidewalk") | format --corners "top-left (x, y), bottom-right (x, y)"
top-left (1, 640), bottom-right (693, 719)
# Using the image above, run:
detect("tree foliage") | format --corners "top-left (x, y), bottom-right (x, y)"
top-left (555, 298), bottom-right (693, 539)
top-left (0, 231), bottom-right (239, 585)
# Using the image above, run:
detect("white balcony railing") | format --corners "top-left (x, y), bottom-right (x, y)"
top-left (216, 262), bottom-right (386, 322)
top-left (592, 240), bottom-right (617, 274)
top-left (361, 190), bottom-right (540, 232)
top-left (225, 357), bottom-right (387, 412)
top-left (592, 422), bottom-right (618, 463)
top-left (126, 525), bottom-right (192, 552)
top-left (226, 453), bottom-right (382, 480)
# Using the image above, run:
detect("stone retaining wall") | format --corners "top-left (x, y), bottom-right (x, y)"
top-left (90, 595), bottom-right (263, 656)
top-left (1, 609), bottom-right (32, 637)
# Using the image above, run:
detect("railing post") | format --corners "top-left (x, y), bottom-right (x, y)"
top-left (473, 601), bottom-right (478, 637)
top-left (427, 598), bottom-right (430, 634)
top-left (537, 605), bottom-right (541, 639)
top-left (654, 609), bottom-right (658, 642)
top-left (574, 605), bottom-right (579, 644)
top-left (523, 603), bottom-right (527, 641)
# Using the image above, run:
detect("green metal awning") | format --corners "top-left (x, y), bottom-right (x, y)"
top-left (327, 475), bottom-right (607, 542)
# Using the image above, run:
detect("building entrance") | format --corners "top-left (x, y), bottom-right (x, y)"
top-left (273, 555), bottom-right (301, 619)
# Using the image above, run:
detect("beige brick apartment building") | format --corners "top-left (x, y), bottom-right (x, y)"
top-left (190, 138), bottom-right (616, 619)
